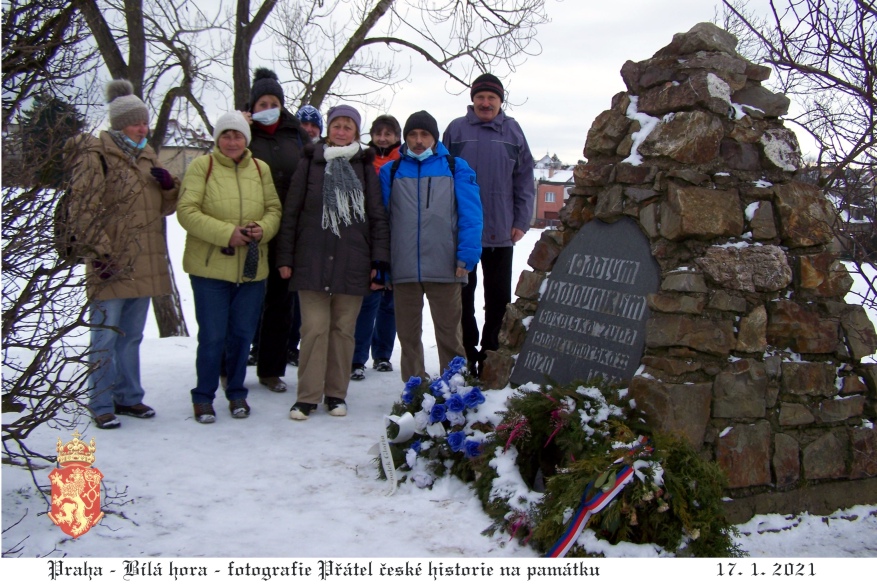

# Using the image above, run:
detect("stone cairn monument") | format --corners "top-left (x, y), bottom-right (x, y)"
top-left (487, 23), bottom-right (877, 519)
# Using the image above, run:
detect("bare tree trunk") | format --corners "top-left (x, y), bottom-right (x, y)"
top-left (152, 217), bottom-right (188, 336)
top-left (308, 0), bottom-right (394, 107)
top-left (152, 254), bottom-right (189, 337)
top-left (79, 0), bottom-right (196, 337)
top-left (123, 0), bottom-right (146, 96)
top-left (233, 0), bottom-right (278, 109)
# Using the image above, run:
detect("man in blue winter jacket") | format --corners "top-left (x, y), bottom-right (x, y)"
top-left (442, 73), bottom-right (536, 378)
top-left (380, 111), bottom-right (483, 381)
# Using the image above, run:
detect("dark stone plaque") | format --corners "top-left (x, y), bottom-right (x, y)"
top-left (510, 217), bottom-right (660, 386)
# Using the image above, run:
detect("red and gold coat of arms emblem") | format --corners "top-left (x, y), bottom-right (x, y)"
top-left (48, 431), bottom-right (104, 537)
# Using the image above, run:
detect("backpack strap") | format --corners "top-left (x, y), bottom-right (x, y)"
top-left (388, 154), bottom-right (456, 189)
top-left (204, 154), bottom-right (260, 184)
top-left (388, 157), bottom-right (402, 189)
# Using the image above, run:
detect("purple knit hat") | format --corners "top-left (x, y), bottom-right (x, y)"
top-left (326, 104), bottom-right (361, 133)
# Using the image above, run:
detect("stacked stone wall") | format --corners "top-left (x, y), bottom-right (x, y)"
top-left (487, 23), bottom-right (877, 518)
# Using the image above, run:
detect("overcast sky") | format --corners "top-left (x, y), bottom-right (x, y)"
top-left (213, 0), bottom-right (791, 167)
top-left (378, 0), bottom-right (728, 165)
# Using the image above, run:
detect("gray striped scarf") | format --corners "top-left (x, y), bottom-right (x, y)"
top-left (322, 143), bottom-right (365, 237)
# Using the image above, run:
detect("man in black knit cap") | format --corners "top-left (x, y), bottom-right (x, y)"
top-left (442, 73), bottom-right (535, 378)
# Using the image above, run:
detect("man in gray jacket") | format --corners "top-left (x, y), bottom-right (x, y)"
top-left (442, 73), bottom-right (535, 377)
top-left (383, 111), bottom-right (482, 381)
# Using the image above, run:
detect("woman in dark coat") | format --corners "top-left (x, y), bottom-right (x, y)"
top-left (242, 68), bottom-right (310, 393)
top-left (276, 105), bottom-right (390, 420)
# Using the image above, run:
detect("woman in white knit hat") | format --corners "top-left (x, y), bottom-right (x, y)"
top-left (177, 111), bottom-right (282, 424)
top-left (66, 79), bottom-right (180, 430)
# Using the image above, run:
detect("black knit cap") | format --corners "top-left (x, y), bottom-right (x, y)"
top-left (250, 68), bottom-right (284, 109)
top-left (470, 72), bottom-right (504, 102)
top-left (403, 111), bottom-right (439, 144)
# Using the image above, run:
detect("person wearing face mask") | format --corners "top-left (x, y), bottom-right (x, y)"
top-left (285, 104), bottom-right (324, 367)
top-left (64, 79), bottom-right (180, 429)
top-left (295, 105), bottom-right (324, 143)
top-left (236, 68), bottom-right (311, 394)
top-left (381, 111), bottom-right (482, 381)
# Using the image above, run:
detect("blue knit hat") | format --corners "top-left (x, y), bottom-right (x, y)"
top-left (295, 105), bottom-right (323, 134)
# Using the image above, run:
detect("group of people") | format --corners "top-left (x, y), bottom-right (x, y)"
top-left (70, 70), bottom-right (534, 429)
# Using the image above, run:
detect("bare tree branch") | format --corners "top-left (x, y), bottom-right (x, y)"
top-left (721, 0), bottom-right (876, 306)
top-left (2, 0), bottom-right (100, 125)
top-left (233, 0), bottom-right (279, 109)
top-left (269, 0), bottom-right (548, 110)
top-left (79, 0), bottom-right (130, 81)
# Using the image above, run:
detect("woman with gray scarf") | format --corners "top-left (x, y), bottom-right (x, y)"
top-left (276, 105), bottom-right (390, 421)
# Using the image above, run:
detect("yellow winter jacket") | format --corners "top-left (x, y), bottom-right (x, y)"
top-left (177, 148), bottom-right (281, 283)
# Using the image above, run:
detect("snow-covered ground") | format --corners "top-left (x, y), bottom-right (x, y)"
top-left (2, 223), bottom-right (876, 581)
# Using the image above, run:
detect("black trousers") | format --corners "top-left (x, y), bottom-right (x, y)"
top-left (461, 246), bottom-right (514, 364)
top-left (255, 266), bottom-right (294, 378)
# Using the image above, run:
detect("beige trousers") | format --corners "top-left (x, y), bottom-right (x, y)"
top-left (393, 282), bottom-right (465, 381)
top-left (296, 290), bottom-right (363, 404)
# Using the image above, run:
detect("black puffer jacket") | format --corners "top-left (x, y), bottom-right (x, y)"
top-left (248, 108), bottom-right (309, 206)
top-left (276, 142), bottom-right (389, 297)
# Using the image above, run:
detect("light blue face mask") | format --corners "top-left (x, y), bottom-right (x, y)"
top-left (410, 147), bottom-right (433, 161)
top-left (252, 107), bottom-right (281, 125)
top-left (124, 135), bottom-right (148, 150)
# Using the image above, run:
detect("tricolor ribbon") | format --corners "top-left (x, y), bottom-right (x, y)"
top-left (544, 435), bottom-right (651, 558)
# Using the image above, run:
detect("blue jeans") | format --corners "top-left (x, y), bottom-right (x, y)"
top-left (190, 276), bottom-right (265, 404)
top-left (352, 289), bottom-right (396, 365)
top-left (87, 297), bottom-right (151, 417)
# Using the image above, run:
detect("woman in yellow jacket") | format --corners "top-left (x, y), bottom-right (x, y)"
top-left (178, 112), bottom-right (282, 423)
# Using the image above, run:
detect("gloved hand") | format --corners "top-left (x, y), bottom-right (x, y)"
top-left (150, 167), bottom-right (175, 190)
top-left (92, 257), bottom-right (119, 280)
top-left (371, 261), bottom-right (391, 286)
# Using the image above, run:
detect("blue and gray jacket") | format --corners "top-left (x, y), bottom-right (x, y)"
top-left (379, 141), bottom-right (483, 285)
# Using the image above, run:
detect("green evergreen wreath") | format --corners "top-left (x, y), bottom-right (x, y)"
top-left (378, 365), bottom-right (743, 557)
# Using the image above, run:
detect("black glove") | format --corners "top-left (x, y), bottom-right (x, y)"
top-left (150, 167), bottom-right (175, 190)
top-left (371, 261), bottom-right (391, 286)
top-left (92, 257), bottom-right (118, 280)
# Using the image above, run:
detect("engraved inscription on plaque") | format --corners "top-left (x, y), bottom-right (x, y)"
top-left (510, 217), bottom-right (660, 386)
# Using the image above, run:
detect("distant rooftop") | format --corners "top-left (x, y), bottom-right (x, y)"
top-left (163, 119), bottom-right (213, 149)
